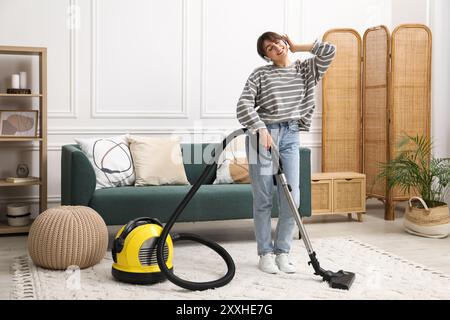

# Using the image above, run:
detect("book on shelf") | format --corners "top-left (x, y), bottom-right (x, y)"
top-left (5, 176), bottom-right (39, 183)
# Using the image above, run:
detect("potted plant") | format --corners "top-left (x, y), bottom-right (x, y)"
top-left (378, 134), bottom-right (450, 238)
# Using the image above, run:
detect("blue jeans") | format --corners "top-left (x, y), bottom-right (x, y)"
top-left (245, 121), bottom-right (300, 256)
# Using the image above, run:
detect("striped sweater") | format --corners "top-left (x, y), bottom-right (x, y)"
top-left (236, 39), bottom-right (336, 134)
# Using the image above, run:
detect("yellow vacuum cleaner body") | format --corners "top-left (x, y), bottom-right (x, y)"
top-left (111, 217), bottom-right (173, 284)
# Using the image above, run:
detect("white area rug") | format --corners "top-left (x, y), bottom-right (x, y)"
top-left (10, 237), bottom-right (450, 300)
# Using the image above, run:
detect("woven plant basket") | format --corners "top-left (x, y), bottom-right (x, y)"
top-left (404, 197), bottom-right (450, 239)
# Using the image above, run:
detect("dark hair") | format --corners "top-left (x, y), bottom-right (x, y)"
top-left (257, 31), bottom-right (284, 61)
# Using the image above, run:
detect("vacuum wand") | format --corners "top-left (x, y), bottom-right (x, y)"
top-left (269, 145), bottom-right (355, 290)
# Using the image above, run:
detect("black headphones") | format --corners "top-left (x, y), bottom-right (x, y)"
top-left (112, 217), bottom-right (163, 263)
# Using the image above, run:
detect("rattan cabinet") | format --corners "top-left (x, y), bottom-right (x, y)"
top-left (322, 24), bottom-right (432, 221)
top-left (311, 177), bottom-right (332, 214)
top-left (311, 172), bottom-right (366, 222)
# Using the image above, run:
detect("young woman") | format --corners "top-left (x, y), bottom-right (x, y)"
top-left (236, 31), bottom-right (336, 274)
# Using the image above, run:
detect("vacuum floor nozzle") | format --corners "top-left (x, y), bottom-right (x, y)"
top-left (308, 252), bottom-right (355, 290)
top-left (328, 270), bottom-right (355, 290)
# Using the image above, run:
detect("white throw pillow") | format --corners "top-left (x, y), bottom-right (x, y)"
top-left (75, 135), bottom-right (135, 189)
top-left (128, 135), bottom-right (190, 186)
top-left (214, 157), bottom-right (250, 184)
top-left (213, 135), bottom-right (250, 184)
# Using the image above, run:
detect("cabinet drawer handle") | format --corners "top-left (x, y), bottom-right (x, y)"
top-left (345, 178), bottom-right (353, 181)
top-left (312, 180), bottom-right (319, 182)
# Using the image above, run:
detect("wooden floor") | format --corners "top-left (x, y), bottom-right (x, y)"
top-left (1, 199), bottom-right (449, 300)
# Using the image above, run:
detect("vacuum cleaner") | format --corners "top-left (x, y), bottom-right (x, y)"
top-left (112, 217), bottom-right (174, 284)
top-left (112, 127), bottom-right (355, 291)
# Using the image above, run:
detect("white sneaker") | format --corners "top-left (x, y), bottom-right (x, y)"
top-left (258, 253), bottom-right (279, 274)
top-left (275, 253), bottom-right (296, 273)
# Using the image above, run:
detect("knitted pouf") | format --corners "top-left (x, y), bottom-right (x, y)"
top-left (28, 206), bottom-right (108, 270)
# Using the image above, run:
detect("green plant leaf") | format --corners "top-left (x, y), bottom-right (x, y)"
top-left (377, 134), bottom-right (450, 207)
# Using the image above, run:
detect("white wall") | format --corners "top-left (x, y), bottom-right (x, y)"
top-left (429, 0), bottom-right (450, 157)
top-left (428, 0), bottom-right (450, 205)
top-left (0, 0), bottom-right (447, 216)
top-left (392, 0), bottom-right (450, 204)
top-left (391, 0), bottom-right (428, 26)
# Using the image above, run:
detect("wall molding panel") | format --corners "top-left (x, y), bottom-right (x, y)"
top-left (199, 0), bottom-right (291, 119)
top-left (48, 0), bottom-right (78, 119)
top-left (89, 0), bottom-right (189, 119)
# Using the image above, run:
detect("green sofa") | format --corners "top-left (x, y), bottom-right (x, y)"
top-left (61, 143), bottom-right (311, 225)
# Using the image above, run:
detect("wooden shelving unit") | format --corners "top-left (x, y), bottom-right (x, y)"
top-left (0, 45), bottom-right (47, 235)
top-left (0, 137), bottom-right (43, 142)
top-left (0, 93), bottom-right (42, 97)
top-left (0, 220), bottom-right (33, 235)
top-left (0, 179), bottom-right (41, 187)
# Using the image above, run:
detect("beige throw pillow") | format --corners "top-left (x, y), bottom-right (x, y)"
top-left (128, 135), bottom-right (190, 186)
top-left (231, 158), bottom-right (250, 183)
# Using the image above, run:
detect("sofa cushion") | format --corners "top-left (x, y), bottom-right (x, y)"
top-left (89, 183), bottom-right (282, 226)
top-left (213, 135), bottom-right (250, 184)
top-left (89, 185), bottom-right (196, 225)
top-left (214, 157), bottom-right (250, 184)
top-left (128, 135), bottom-right (190, 186)
top-left (181, 143), bottom-right (218, 185)
top-left (74, 135), bottom-right (135, 189)
top-left (188, 184), bottom-right (279, 221)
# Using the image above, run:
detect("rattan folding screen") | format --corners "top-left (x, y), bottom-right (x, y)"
top-left (322, 24), bottom-right (432, 220)
top-left (322, 29), bottom-right (362, 174)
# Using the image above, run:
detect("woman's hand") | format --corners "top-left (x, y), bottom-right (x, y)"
top-left (282, 34), bottom-right (314, 53)
top-left (282, 34), bottom-right (297, 53)
top-left (258, 128), bottom-right (273, 151)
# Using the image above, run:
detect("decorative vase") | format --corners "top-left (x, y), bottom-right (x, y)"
top-left (6, 203), bottom-right (31, 227)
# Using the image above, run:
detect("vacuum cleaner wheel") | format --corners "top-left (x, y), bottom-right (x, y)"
top-left (111, 267), bottom-right (173, 285)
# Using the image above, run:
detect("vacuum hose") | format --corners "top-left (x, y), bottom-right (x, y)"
top-left (156, 128), bottom-right (248, 291)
